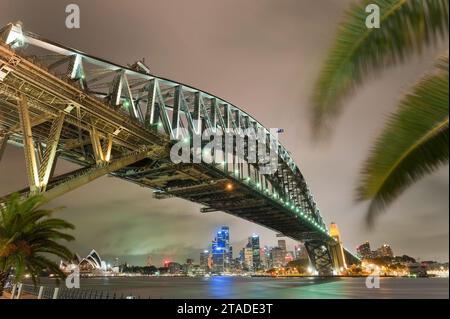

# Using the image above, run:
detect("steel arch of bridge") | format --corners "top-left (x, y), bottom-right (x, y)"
top-left (0, 22), bottom-right (358, 274)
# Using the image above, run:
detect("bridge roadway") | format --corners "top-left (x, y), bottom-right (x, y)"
top-left (0, 22), bottom-right (358, 274)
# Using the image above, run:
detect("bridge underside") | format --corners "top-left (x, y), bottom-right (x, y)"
top-left (0, 22), bottom-right (359, 274)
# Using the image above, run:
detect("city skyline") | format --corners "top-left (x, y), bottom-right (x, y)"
top-left (0, 0), bottom-right (448, 266)
top-left (93, 226), bottom-right (436, 267)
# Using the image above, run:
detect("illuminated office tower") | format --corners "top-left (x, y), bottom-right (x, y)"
top-left (271, 247), bottom-right (285, 268)
top-left (242, 247), bottom-right (253, 271)
top-left (200, 250), bottom-right (210, 271)
top-left (356, 241), bottom-right (372, 259)
top-left (248, 234), bottom-right (261, 270)
top-left (211, 226), bottom-right (232, 273)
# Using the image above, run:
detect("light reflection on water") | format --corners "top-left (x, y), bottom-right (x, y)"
top-left (27, 276), bottom-right (449, 299)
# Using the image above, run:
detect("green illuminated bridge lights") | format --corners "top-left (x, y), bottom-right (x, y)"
top-left (0, 22), bottom-right (359, 274)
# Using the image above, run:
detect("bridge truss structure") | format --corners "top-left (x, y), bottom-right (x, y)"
top-left (0, 22), bottom-right (358, 274)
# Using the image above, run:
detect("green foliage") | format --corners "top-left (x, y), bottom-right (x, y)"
top-left (0, 193), bottom-right (75, 286)
top-left (356, 55), bottom-right (449, 224)
top-left (311, 0), bottom-right (449, 137)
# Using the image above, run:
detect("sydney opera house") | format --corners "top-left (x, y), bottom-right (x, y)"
top-left (60, 249), bottom-right (108, 274)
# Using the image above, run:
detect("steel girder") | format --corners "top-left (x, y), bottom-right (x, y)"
top-left (15, 93), bottom-right (67, 192)
top-left (0, 144), bottom-right (168, 204)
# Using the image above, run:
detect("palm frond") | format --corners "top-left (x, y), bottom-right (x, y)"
top-left (311, 0), bottom-right (449, 137)
top-left (356, 54), bottom-right (449, 225)
top-left (1, 193), bottom-right (20, 226)
top-left (0, 194), bottom-right (75, 283)
top-left (18, 194), bottom-right (45, 214)
top-left (33, 218), bottom-right (75, 232)
top-left (32, 240), bottom-right (74, 260)
top-left (26, 255), bottom-right (67, 281)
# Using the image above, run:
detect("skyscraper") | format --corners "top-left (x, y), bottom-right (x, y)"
top-left (278, 240), bottom-right (287, 255)
top-left (211, 226), bottom-right (232, 273)
top-left (200, 250), bottom-right (212, 271)
top-left (271, 247), bottom-right (285, 268)
top-left (259, 247), bottom-right (267, 270)
top-left (262, 246), bottom-right (272, 269)
top-left (241, 247), bottom-right (253, 271)
top-left (356, 241), bottom-right (372, 259)
top-left (248, 234), bottom-right (261, 271)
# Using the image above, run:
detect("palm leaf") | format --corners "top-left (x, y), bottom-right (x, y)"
top-left (0, 194), bottom-right (75, 285)
top-left (311, 0), bottom-right (449, 137)
top-left (18, 194), bottom-right (44, 214)
top-left (356, 54), bottom-right (449, 225)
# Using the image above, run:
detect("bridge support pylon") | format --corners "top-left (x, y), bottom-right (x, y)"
top-left (328, 240), bottom-right (347, 274)
top-left (328, 222), bottom-right (348, 274)
top-left (304, 240), bottom-right (334, 276)
top-left (305, 240), bottom-right (349, 276)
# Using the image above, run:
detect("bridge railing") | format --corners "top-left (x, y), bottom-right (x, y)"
top-left (4, 282), bottom-right (147, 299)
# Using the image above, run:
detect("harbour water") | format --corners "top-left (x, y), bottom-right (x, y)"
top-left (28, 276), bottom-right (449, 299)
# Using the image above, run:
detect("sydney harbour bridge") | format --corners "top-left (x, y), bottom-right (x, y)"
top-left (0, 22), bottom-right (358, 275)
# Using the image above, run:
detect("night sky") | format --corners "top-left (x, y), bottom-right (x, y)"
top-left (0, 0), bottom-right (448, 265)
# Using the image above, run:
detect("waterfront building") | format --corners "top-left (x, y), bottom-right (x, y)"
top-left (248, 234), bottom-right (261, 270)
top-left (426, 262), bottom-right (449, 278)
top-left (259, 248), bottom-right (267, 270)
top-left (168, 262), bottom-right (183, 274)
top-left (262, 246), bottom-right (272, 270)
top-left (189, 265), bottom-right (207, 276)
top-left (211, 226), bottom-right (233, 273)
top-left (60, 249), bottom-right (107, 275)
top-left (376, 244), bottom-right (394, 258)
top-left (356, 241), bottom-right (372, 259)
top-left (183, 259), bottom-right (194, 274)
top-left (242, 247), bottom-right (253, 271)
top-left (200, 250), bottom-right (211, 271)
top-left (271, 247), bottom-right (285, 268)
top-left (278, 239), bottom-right (287, 255)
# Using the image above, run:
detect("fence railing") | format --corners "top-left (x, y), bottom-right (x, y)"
top-left (4, 283), bottom-right (147, 299)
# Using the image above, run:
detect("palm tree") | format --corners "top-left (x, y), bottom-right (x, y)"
top-left (311, 0), bottom-right (449, 224)
top-left (0, 193), bottom-right (75, 296)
